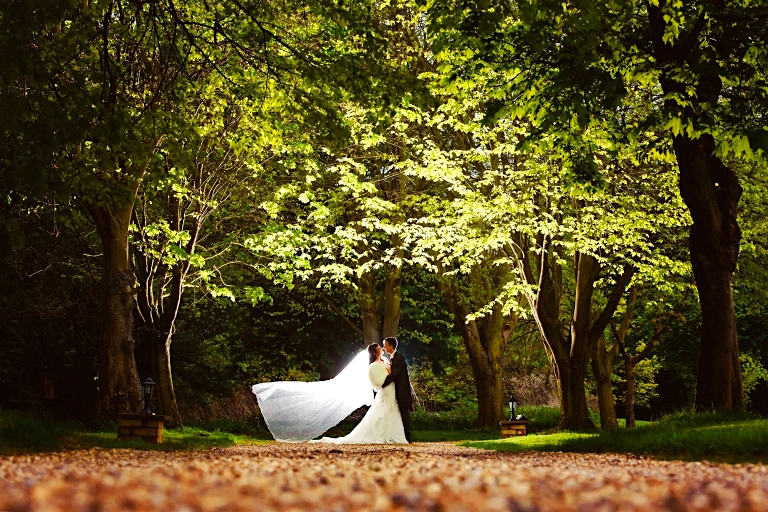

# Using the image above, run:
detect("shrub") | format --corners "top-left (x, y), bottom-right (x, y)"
top-left (0, 409), bottom-right (82, 453)
top-left (410, 362), bottom-right (477, 413)
top-left (409, 404), bottom-right (567, 432)
top-left (411, 401), bottom-right (479, 431)
top-left (184, 416), bottom-right (269, 436)
top-left (516, 406), bottom-right (562, 433)
top-left (741, 353), bottom-right (768, 406)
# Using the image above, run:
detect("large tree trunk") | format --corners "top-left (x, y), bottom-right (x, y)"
top-left (673, 136), bottom-right (744, 411)
top-left (91, 204), bottom-right (142, 418)
top-left (523, 246), bottom-right (596, 431)
top-left (624, 356), bottom-right (637, 428)
top-left (134, 328), bottom-right (183, 428)
top-left (382, 273), bottom-right (401, 338)
top-left (149, 332), bottom-right (182, 426)
top-left (565, 252), bottom-right (598, 429)
top-left (558, 363), bottom-right (593, 430)
top-left (594, 371), bottom-right (618, 430)
top-left (382, 239), bottom-right (403, 339)
top-left (591, 333), bottom-right (619, 430)
top-left (438, 264), bottom-right (511, 428)
top-left (449, 322), bottom-right (507, 428)
top-left (521, 242), bottom-right (633, 430)
top-left (649, 6), bottom-right (744, 412)
top-left (325, 265), bottom-right (400, 348)
top-left (358, 271), bottom-right (382, 345)
top-left (466, 333), bottom-right (506, 428)
top-left (466, 307), bottom-right (508, 428)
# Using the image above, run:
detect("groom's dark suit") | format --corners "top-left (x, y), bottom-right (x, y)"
top-left (382, 351), bottom-right (412, 443)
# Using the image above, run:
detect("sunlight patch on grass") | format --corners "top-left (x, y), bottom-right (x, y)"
top-left (0, 409), bottom-right (272, 453)
top-left (66, 428), bottom-right (271, 451)
top-left (464, 432), bottom-right (599, 452)
top-left (461, 412), bottom-right (768, 464)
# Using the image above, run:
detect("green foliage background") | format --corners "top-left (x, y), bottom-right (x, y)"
top-left (1, 0), bottom-right (768, 430)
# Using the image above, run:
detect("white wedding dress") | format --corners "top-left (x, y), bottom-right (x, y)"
top-left (313, 360), bottom-right (407, 444)
top-left (252, 350), bottom-right (407, 444)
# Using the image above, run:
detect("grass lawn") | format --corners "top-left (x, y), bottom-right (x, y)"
top-left (66, 428), bottom-right (272, 451)
top-left (461, 412), bottom-right (768, 464)
top-left (79, 428), bottom-right (498, 448)
top-left (1, 408), bottom-right (498, 452)
top-left (0, 409), bottom-right (271, 453)
top-left (6, 407), bottom-right (767, 463)
top-left (412, 429), bottom-right (500, 442)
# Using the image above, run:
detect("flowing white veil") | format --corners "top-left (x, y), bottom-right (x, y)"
top-left (252, 350), bottom-right (373, 442)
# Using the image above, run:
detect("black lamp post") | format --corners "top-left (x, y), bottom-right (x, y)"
top-left (141, 377), bottom-right (156, 415)
top-left (508, 395), bottom-right (518, 420)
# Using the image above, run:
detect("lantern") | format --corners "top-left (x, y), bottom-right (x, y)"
top-left (141, 377), bottom-right (156, 415)
top-left (508, 395), bottom-right (518, 421)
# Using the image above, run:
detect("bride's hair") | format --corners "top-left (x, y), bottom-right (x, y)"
top-left (367, 343), bottom-right (380, 364)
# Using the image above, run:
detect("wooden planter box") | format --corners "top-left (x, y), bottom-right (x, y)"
top-left (499, 419), bottom-right (530, 438)
top-left (117, 414), bottom-right (169, 444)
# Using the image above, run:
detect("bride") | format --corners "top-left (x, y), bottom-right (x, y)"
top-left (252, 344), bottom-right (408, 444)
top-left (314, 344), bottom-right (407, 444)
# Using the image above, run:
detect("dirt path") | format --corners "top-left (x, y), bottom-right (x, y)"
top-left (1, 443), bottom-right (767, 511)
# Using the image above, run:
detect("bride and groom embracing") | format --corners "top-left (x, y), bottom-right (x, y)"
top-left (252, 337), bottom-right (413, 444)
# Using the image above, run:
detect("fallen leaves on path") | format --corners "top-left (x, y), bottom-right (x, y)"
top-left (1, 443), bottom-right (767, 511)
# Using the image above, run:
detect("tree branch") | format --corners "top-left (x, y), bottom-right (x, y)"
top-left (317, 290), bottom-right (364, 337)
top-left (588, 264), bottom-right (636, 346)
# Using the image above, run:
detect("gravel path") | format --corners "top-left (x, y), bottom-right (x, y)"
top-left (1, 443), bottom-right (767, 511)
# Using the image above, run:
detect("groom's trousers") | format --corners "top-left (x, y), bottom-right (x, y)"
top-left (399, 405), bottom-right (412, 443)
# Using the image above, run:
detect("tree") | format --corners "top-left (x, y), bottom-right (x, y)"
top-left (521, 247), bottom-right (634, 430)
top-left (436, 260), bottom-right (520, 427)
top-left (242, 2), bottom-right (432, 346)
top-left (1, 0), bottom-right (200, 417)
top-left (407, 101), bottom-right (689, 428)
top-left (0, 191), bottom-right (103, 422)
top-left (590, 329), bottom-right (621, 429)
top-left (1, 0), bottom-right (401, 419)
top-left (426, 0), bottom-right (768, 412)
top-left (610, 285), bottom-right (688, 427)
top-left (129, 76), bottom-right (274, 426)
top-left (243, 121), bottom-right (411, 345)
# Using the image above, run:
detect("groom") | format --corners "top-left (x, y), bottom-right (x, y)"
top-left (381, 336), bottom-right (412, 443)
